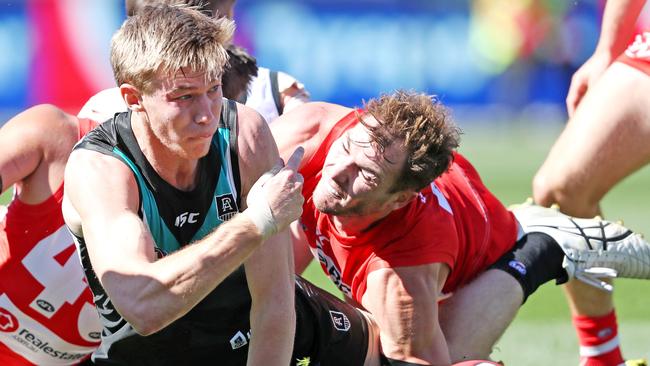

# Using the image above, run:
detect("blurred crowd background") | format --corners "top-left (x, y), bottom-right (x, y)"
top-left (1, 0), bottom-right (649, 125)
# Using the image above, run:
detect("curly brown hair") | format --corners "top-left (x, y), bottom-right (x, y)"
top-left (361, 90), bottom-right (461, 193)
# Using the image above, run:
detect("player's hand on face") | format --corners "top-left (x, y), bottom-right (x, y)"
top-left (245, 147), bottom-right (304, 237)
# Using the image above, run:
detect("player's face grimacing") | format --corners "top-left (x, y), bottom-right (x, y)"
top-left (139, 68), bottom-right (223, 160)
top-left (313, 117), bottom-right (408, 217)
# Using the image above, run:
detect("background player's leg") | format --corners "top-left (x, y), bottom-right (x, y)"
top-left (533, 62), bottom-right (650, 217)
top-left (533, 61), bottom-right (650, 366)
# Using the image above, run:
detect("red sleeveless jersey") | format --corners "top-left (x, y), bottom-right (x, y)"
top-left (0, 118), bottom-right (100, 365)
top-left (299, 111), bottom-right (518, 302)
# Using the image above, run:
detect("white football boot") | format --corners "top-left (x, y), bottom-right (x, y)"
top-left (510, 201), bottom-right (650, 291)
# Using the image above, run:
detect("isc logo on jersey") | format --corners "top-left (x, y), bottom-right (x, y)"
top-left (175, 212), bottom-right (199, 227)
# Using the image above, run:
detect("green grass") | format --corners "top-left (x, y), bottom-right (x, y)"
top-left (460, 125), bottom-right (650, 365)
top-left (303, 124), bottom-right (650, 365)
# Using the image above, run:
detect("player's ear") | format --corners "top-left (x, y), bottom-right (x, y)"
top-left (120, 83), bottom-right (144, 112)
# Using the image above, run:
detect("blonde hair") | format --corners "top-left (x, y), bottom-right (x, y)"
top-left (361, 90), bottom-right (461, 192)
top-left (110, 3), bottom-right (234, 93)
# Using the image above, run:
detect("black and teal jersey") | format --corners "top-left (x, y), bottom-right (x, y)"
top-left (72, 99), bottom-right (255, 365)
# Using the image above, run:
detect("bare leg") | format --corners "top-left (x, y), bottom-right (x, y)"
top-left (533, 61), bottom-right (650, 363)
top-left (534, 62), bottom-right (650, 217)
top-left (439, 269), bottom-right (523, 362)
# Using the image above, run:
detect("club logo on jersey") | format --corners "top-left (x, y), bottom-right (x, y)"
top-left (0, 307), bottom-right (19, 332)
top-left (229, 329), bottom-right (251, 350)
top-left (175, 212), bottom-right (200, 227)
top-left (35, 299), bottom-right (55, 313)
top-left (329, 311), bottom-right (350, 332)
top-left (216, 194), bottom-right (238, 221)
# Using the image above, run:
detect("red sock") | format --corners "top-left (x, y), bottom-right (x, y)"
top-left (573, 310), bottom-right (625, 366)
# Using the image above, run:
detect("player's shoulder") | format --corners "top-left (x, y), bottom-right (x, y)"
top-left (9, 104), bottom-right (78, 143)
top-left (231, 101), bottom-right (278, 169)
top-left (233, 100), bottom-right (270, 142)
top-left (279, 101), bottom-right (351, 133)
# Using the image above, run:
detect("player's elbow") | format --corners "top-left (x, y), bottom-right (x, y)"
top-left (122, 304), bottom-right (168, 336)
top-left (105, 284), bottom-right (173, 336)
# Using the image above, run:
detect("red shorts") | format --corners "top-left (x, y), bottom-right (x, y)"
top-left (617, 32), bottom-right (650, 76)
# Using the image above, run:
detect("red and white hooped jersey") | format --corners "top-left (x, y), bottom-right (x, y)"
top-left (298, 111), bottom-right (518, 303)
top-left (618, 31), bottom-right (650, 76)
top-left (0, 118), bottom-right (100, 366)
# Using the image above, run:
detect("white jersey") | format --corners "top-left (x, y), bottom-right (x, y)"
top-left (77, 88), bottom-right (128, 123)
top-left (245, 67), bottom-right (309, 123)
top-left (78, 67), bottom-right (309, 123)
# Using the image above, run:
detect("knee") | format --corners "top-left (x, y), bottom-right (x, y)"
top-left (532, 168), bottom-right (567, 207)
top-left (532, 169), bottom-right (598, 217)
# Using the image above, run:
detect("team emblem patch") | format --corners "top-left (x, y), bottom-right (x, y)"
top-left (215, 194), bottom-right (238, 221)
top-left (229, 330), bottom-right (248, 350)
top-left (329, 310), bottom-right (350, 332)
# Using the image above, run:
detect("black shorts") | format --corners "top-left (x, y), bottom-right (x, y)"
top-left (93, 275), bottom-right (370, 366)
top-left (293, 276), bottom-right (370, 366)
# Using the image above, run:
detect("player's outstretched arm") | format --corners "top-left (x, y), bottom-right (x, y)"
top-left (566, 0), bottom-right (646, 115)
top-left (237, 104), bottom-right (304, 366)
top-left (362, 264), bottom-right (451, 366)
top-left (0, 105), bottom-right (77, 200)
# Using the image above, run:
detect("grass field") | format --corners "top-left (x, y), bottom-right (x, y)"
top-left (303, 123), bottom-right (650, 365)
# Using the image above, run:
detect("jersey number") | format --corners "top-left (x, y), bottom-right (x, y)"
top-left (21, 226), bottom-right (88, 319)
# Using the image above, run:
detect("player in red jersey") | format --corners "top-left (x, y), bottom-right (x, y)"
top-left (534, 1), bottom-right (650, 365)
top-left (0, 105), bottom-right (100, 365)
top-left (271, 91), bottom-right (650, 365)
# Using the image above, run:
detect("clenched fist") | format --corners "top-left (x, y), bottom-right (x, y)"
top-left (244, 147), bottom-right (305, 238)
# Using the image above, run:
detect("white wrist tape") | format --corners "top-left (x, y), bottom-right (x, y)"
top-left (243, 203), bottom-right (277, 239)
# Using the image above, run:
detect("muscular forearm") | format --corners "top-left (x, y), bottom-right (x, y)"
top-left (365, 265), bottom-right (451, 365)
top-left (247, 298), bottom-right (295, 366)
top-left (102, 212), bottom-right (264, 335)
top-left (595, 0), bottom-right (646, 58)
top-left (245, 230), bottom-right (296, 366)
